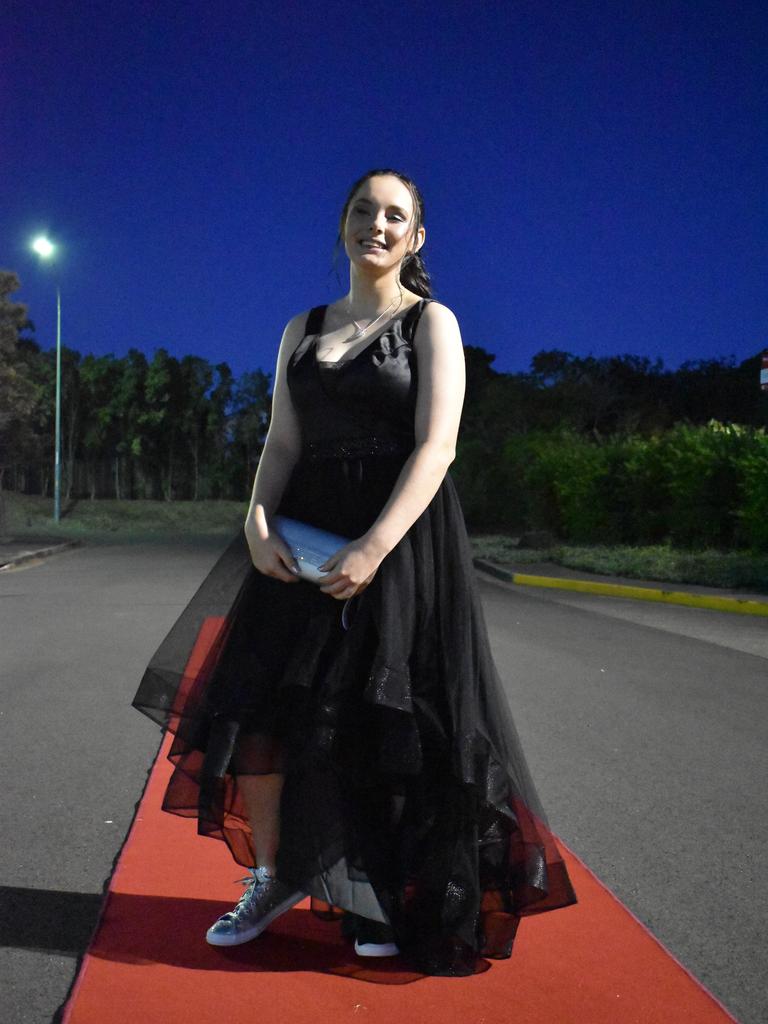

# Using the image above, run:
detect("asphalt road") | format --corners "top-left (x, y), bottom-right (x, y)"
top-left (0, 540), bottom-right (765, 1024)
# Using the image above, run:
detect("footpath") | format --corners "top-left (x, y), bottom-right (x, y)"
top-left (2, 536), bottom-right (766, 618)
top-left (0, 536), bottom-right (81, 571)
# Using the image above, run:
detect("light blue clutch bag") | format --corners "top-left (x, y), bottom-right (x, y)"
top-left (271, 515), bottom-right (350, 583)
top-left (271, 515), bottom-right (356, 629)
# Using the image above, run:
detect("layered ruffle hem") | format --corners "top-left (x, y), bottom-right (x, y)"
top-left (132, 447), bottom-right (577, 975)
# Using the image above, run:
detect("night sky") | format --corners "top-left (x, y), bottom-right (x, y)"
top-left (2, 0), bottom-right (766, 384)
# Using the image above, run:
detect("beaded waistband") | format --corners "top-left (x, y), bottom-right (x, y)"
top-left (304, 435), bottom-right (414, 460)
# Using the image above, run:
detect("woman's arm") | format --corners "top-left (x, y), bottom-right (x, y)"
top-left (318, 301), bottom-right (466, 596)
top-left (244, 312), bottom-right (308, 583)
top-left (363, 301), bottom-right (466, 557)
top-left (244, 313), bottom-right (306, 525)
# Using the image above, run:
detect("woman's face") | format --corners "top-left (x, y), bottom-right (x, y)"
top-left (343, 175), bottom-right (424, 271)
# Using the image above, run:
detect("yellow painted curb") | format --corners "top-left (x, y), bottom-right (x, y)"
top-left (511, 573), bottom-right (768, 616)
top-left (473, 560), bottom-right (768, 617)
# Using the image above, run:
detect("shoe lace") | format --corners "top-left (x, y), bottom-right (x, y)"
top-left (216, 867), bottom-right (272, 919)
top-left (234, 866), bottom-right (273, 893)
top-left (210, 868), bottom-right (275, 928)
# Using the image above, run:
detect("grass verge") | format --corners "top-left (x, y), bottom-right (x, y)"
top-left (3, 491), bottom-right (767, 592)
top-left (470, 535), bottom-right (768, 593)
top-left (1, 491), bottom-right (247, 545)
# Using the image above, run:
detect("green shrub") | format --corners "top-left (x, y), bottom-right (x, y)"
top-left (548, 434), bottom-right (614, 542)
top-left (452, 421), bottom-right (768, 551)
top-left (511, 430), bottom-right (618, 542)
top-left (657, 421), bottom-right (753, 548)
top-left (515, 431), bottom-right (564, 536)
top-left (735, 427), bottom-right (768, 550)
top-left (615, 434), bottom-right (673, 544)
top-left (454, 436), bottom-right (528, 528)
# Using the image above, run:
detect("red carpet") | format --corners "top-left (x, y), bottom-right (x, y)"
top-left (61, 623), bottom-right (741, 1024)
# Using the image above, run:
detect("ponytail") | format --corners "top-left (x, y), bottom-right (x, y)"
top-left (399, 249), bottom-right (433, 299)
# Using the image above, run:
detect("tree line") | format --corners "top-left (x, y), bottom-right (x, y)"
top-left (1, 271), bottom-right (270, 513)
top-left (1, 268), bottom-right (766, 535)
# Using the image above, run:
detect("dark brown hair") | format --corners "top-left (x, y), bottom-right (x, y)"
top-left (333, 168), bottom-right (434, 298)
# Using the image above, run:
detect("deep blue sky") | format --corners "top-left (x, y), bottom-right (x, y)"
top-left (2, 0), bottom-right (766, 383)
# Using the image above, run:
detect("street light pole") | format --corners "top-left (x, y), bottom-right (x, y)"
top-left (54, 284), bottom-right (62, 523)
top-left (30, 235), bottom-right (62, 523)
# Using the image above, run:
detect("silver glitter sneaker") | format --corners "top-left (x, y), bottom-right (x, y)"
top-left (205, 866), bottom-right (304, 947)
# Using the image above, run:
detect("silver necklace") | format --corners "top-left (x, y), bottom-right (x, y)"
top-left (345, 293), bottom-right (403, 342)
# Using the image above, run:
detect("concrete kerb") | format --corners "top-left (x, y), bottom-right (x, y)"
top-left (0, 539), bottom-right (82, 571)
top-left (473, 558), bottom-right (768, 618)
top-left (2, 540), bottom-right (766, 618)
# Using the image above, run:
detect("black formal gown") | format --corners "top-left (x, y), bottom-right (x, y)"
top-left (132, 298), bottom-right (577, 976)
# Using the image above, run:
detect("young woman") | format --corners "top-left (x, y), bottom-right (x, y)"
top-left (133, 167), bottom-right (577, 976)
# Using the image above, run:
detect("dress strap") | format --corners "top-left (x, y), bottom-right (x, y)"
top-left (304, 305), bottom-right (328, 337)
top-left (404, 296), bottom-right (432, 336)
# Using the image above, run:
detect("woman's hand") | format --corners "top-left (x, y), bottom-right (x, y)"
top-left (244, 504), bottom-right (301, 584)
top-left (317, 539), bottom-right (384, 599)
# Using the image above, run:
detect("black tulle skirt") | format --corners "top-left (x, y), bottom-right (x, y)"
top-left (132, 451), bottom-right (577, 976)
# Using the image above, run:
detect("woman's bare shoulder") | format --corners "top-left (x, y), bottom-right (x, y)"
top-left (421, 298), bottom-right (457, 318)
top-left (283, 306), bottom-right (316, 335)
top-left (411, 301), bottom-right (464, 375)
top-left (275, 306), bottom-right (319, 361)
top-left (416, 299), bottom-right (461, 339)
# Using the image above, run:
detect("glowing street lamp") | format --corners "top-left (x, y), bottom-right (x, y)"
top-left (32, 237), bottom-right (55, 259)
top-left (30, 235), bottom-right (62, 523)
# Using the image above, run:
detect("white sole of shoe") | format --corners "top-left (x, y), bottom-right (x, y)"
top-left (205, 892), bottom-right (304, 947)
top-left (354, 938), bottom-right (400, 957)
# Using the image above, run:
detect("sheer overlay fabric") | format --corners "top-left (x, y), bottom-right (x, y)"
top-left (132, 299), bottom-right (577, 975)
